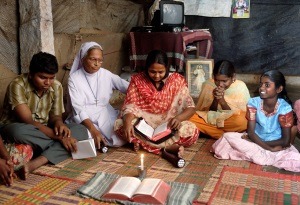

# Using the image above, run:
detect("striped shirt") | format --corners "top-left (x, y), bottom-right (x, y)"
top-left (0, 74), bottom-right (64, 125)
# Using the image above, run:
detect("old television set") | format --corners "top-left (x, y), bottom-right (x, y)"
top-left (151, 1), bottom-right (185, 32)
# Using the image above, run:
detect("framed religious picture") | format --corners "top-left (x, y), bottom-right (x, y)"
top-left (186, 59), bottom-right (214, 98)
top-left (232, 0), bottom-right (250, 18)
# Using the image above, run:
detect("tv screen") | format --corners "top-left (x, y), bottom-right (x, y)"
top-left (159, 1), bottom-right (184, 31)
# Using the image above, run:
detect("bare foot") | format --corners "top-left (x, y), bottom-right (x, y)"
top-left (133, 143), bottom-right (140, 152)
top-left (18, 156), bottom-right (48, 180)
top-left (165, 144), bottom-right (184, 158)
top-left (18, 163), bottom-right (29, 180)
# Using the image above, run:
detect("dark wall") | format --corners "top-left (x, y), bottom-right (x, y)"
top-left (185, 0), bottom-right (300, 75)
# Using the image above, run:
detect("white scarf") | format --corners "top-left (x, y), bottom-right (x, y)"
top-left (70, 41), bottom-right (103, 75)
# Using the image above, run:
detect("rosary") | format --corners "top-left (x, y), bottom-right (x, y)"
top-left (84, 72), bottom-right (99, 106)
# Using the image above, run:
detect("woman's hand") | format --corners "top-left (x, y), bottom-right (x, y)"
top-left (123, 120), bottom-right (135, 142)
top-left (168, 118), bottom-right (181, 130)
top-left (59, 137), bottom-right (78, 153)
top-left (90, 128), bottom-right (106, 149)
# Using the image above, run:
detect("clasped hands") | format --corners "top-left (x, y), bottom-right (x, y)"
top-left (213, 86), bottom-right (225, 100)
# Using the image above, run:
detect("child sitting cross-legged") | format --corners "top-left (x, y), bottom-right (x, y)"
top-left (211, 70), bottom-right (300, 172)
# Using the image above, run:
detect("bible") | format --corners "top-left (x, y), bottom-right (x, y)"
top-left (71, 138), bottom-right (97, 159)
top-left (102, 177), bottom-right (171, 204)
top-left (134, 118), bottom-right (174, 144)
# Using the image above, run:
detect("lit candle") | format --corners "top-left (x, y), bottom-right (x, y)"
top-left (141, 154), bottom-right (144, 170)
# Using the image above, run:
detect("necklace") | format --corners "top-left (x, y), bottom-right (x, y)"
top-left (84, 72), bottom-right (99, 106)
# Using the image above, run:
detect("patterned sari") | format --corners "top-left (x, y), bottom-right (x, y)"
top-left (114, 72), bottom-right (199, 154)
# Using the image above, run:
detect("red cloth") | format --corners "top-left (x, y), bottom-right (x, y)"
top-left (122, 72), bottom-right (190, 115)
top-left (129, 31), bottom-right (213, 71)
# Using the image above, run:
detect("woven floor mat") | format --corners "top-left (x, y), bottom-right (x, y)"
top-left (28, 138), bottom-right (261, 204)
top-left (0, 138), bottom-right (263, 204)
top-left (208, 166), bottom-right (300, 205)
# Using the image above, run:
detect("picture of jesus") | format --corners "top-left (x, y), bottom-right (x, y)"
top-left (193, 65), bottom-right (205, 91)
top-left (186, 59), bottom-right (213, 98)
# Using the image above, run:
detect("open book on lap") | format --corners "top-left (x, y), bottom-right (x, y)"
top-left (102, 177), bottom-right (171, 204)
top-left (134, 118), bottom-right (174, 144)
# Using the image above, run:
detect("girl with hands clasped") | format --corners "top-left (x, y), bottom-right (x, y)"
top-left (190, 60), bottom-right (250, 139)
top-left (114, 50), bottom-right (199, 160)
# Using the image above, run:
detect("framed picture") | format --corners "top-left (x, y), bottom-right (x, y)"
top-left (186, 59), bottom-right (214, 98)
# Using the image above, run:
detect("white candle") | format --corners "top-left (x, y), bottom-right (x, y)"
top-left (141, 154), bottom-right (144, 170)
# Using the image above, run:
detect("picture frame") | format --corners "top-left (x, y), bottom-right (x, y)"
top-left (232, 0), bottom-right (250, 19)
top-left (186, 59), bottom-right (214, 98)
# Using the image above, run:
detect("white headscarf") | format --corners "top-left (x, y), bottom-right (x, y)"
top-left (70, 41), bottom-right (103, 75)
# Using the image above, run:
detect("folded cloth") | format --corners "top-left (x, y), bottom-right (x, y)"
top-left (76, 172), bottom-right (199, 205)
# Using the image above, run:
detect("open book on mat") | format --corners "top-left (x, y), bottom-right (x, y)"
top-left (77, 172), bottom-right (199, 205)
top-left (102, 177), bottom-right (171, 205)
top-left (134, 118), bottom-right (174, 144)
top-left (71, 138), bottom-right (97, 159)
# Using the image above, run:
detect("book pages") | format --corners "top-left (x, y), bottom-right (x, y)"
top-left (108, 177), bottom-right (141, 198)
top-left (135, 119), bottom-right (154, 137)
top-left (134, 178), bottom-right (160, 195)
top-left (72, 138), bottom-right (97, 159)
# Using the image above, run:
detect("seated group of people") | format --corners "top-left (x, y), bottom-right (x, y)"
top-left (1, 41), bottom-right (300, 187)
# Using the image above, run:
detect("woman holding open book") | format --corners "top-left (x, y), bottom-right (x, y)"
top-left (114, 50), bottom-right (199, 159)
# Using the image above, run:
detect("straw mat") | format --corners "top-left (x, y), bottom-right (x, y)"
top-left (208, 166), bottom-right (300, 205)
top-left (0, 138), bottom-right (262, 204)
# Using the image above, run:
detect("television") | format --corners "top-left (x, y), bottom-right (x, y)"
top-left (160, 1), bottom-right (184, 32)
top-left (151, 1), bottom-right (184, 32)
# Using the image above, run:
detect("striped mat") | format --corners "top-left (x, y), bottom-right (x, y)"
top-left (208, 166), bottom-right (300, 205)
top-left (0, 138), bottom-right (262, 204)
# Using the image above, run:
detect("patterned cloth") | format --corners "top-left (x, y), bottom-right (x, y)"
top-left (5, 144), bottom-right (33, 171)
top-left (114, 72), bottom-right (199, 154)
top-left (0, 74), bottom-right (64, 125)
top-left (77, 171), bottom-right (199, 205)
